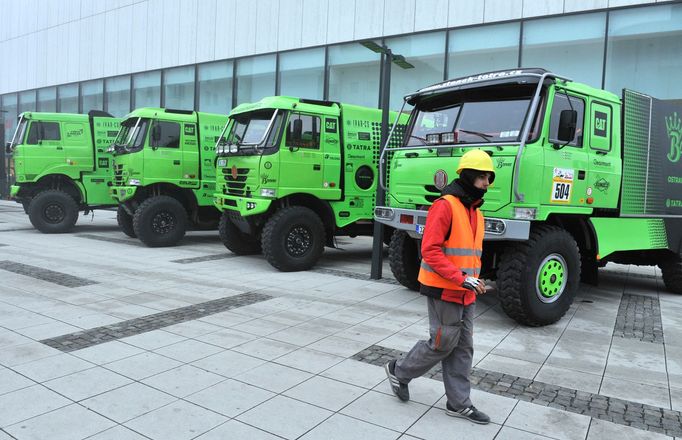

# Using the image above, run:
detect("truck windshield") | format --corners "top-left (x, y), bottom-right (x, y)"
top-left (406, 90), bottom-right (533, 146)
top-left (112, 117), bottom-right (150, 154)
top-left (216, 109), bottom-right (282, 155)
top-left (6, 116), bottom-right (28, 151)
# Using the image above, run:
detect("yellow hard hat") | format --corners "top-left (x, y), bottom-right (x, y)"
top-left (456, 149), bottom-right (495, 175)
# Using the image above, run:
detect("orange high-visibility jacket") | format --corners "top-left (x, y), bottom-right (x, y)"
top-left (417, 195), bottom-right (484, 292)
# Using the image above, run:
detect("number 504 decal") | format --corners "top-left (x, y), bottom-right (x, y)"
top-left (551, 167), bottom-right (574, 204)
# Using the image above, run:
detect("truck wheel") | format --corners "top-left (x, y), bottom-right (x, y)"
top-left (219, 212), bottom-right (261, 255)
top-left (116, 205), bottom-right (136, 238)
top-left (659, 255), bottom-right (682, 294)
top-left (389, 230), bottom-right (420, 291)
top-left (261, 206), bottom-right (325, 271)
top-left (27, 190), bottom-right (79, 233)
top-left (133, 195), bottom-right (187, 247)
top-left (497, 225), bottom-right (580, 326)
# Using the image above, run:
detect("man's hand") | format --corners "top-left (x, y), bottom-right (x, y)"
top-left (462, 276), bottom-right (486, 295)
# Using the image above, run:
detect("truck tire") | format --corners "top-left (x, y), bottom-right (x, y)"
top-left (116, 205), bottom-right (136, 238)
top-left (660, 255), bottom-right (682, 294)
top-left (133, 195), bottom-right (187, 247)
top-left (497, 225), bottom-right (580, 326)
top-left (218, 212), bottom-right (261, 255)
top-left (27, 189), bottom-right (79, 233)
top-left (389, 230), bottom-right (420, 291)
top-left (261, 206), bottom-right (325, 271)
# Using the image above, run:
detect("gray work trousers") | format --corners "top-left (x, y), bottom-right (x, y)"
top-left (394, 297), bottom-right (474, 409)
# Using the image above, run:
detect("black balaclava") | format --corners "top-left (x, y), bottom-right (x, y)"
top-left (456, 169), bottom-right (488, 205)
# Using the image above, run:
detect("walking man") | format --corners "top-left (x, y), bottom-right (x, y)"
top-left (385, 149), bottom-right (494, 424)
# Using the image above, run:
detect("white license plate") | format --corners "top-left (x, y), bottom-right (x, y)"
top-left (217, 159), bottom-right (226, 167)
top-left (416, 224), bottom-right (424, 234)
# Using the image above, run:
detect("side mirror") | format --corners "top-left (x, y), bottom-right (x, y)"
top-left (151, 123), bottom-right (161, 146)
top-left (292, 118), bottom-right (303, 142)
top-left (557, 110), bottom-right (577, 143)
top-left (5, 142), bottom-right (12, 154)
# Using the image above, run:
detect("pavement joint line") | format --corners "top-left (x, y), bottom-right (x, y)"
top-left (76, 233), bottom-right (143, 246)
top-left (613, 293), bottom-right (664, 343)
top-left (39, 291), bottom-right (273, 352)
top-left (311, 267), bottom-right (401, 285)
top-left (0, 260), bottom-right (99, 288)
top-left (171, 253), bottom-right (239, 264)
top-left (0, 228), bottom-right (35, 232)
top-left (352, 344), bottom-right (682, 437)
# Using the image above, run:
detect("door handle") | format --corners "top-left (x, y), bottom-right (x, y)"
top-left (313, 164), bottom-right (321, 171)
top-left (173, 160), bottom-right (181, 165)
top-left (56, 146), bottom-right (63, 150)
top-left (578, 170), bottom-right (586, 180)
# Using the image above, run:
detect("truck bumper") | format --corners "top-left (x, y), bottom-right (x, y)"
top-left (110, 186), bottom-right (138, 203)
top-left (374, 206), bottom-right (531, 241)
top-left (213, 193), bottom-right (273, 217)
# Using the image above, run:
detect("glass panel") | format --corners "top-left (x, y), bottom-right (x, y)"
top-left (151, 121), bottom-right (180, 148)
top-left (27, 121), bottom-right (61, 144)
top-left (198, 61), bottom-right (233, 113)
top-left (386, 32), bottom-right (446, 110)
top-left (236, 54), bottom-right (276, 105)
top-left (328, 43), bottom-right (380, 108)
top-left (2, 94), bottom-right (18, 144)
top-left (286, 113), bottom-right (320, 149)
top-left (37, 87), bottom-right (57, 112)
top-left (549, 94), bottom-right (585, 147)
top-left (448, 23), bottom-right (520, 79)
top-left (164, 66), bottom-right (195, 110)
top-left (522, 13), bottom-right (606, 88)
top-left (81, 79), bottom-right (104, 112)
top-left (58, 84), bottom-right (79, 113)
top-left (605, 4), bottom-right (682, 98)
top-left (279, 48), bottom-right (325, 100)
top-left (133, 71), bottom-right (161, 108)
top-left (105, 75), bottom-right (131, 117)
top-left (18, 90), bottom-right (36, 114)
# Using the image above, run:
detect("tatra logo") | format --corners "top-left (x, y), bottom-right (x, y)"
top-left (666, 112), bottom-right (681, 163)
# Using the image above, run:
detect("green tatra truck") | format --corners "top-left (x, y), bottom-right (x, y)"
top-left (374, 68), bottom-right (682, 326)
top-left (7, 111), bottom-right (120, 233)
top-left (109, 108), bottom-right (228, 247)
top-left (214, 96), bottom-right (407, 271)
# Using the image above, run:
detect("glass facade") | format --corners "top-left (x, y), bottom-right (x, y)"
top-left (57, 84), bottom-right (78, 113)
top-left (133, 71), bottom-right (161, 109)
top-left (236, 55), bottom-right (276, 105)
top-left (18, 90), bottom-right (36, 114)
top-left (448, 23), bottom-right (520, 79)
top-left (279, 47), bottom-right (325, 100)
top-left (81, 80), bottom-right (104, 112)
top-left (198, 61), bottom-right (233, 114)
top-left (105, 76), bottom-right (131, 117)
top-left (164, 66), bottom-right (195, 110)
top-left (328, 43), bottom-right (381, 108)
top-left (37, 87), bottom-right (57, 112)
top-left (2, 94), bottom-right (18, 144)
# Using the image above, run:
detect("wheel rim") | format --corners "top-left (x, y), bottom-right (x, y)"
top-left (151, 211), bottom-right (176, 235)
top-left (536, 253), bottom-right (567, 303)
top-left (285, 225), bottom-right (312, 257)
top-left (43, 203), bottom-right (66, 224)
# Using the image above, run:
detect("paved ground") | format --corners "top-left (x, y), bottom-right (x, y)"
top-left (0, 199), bottom-right (680, 440)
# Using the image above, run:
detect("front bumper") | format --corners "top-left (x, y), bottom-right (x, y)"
top-left (374, 206), bottom-right (531, 241)
top-left (213, 193), bottom-right (273, 217)
top-left (110, 186), bottom-right (138, 202)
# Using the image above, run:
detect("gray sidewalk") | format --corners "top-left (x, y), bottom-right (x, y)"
top-left (0, 199), bottom-right (679, 440)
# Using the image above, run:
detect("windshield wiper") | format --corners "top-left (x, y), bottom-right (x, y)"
top-left (458, 129), bottom-right (492, 142)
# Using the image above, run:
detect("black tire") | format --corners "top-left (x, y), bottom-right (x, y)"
top-left (496, 225), bottom-right (581, 326)
top-left (388, 230), bottom-right (420, 291)
top-left (219, 212), bottom-right (261, 255)
top-left (27, 190), bottom-right (79, 233)
top-left (133, 195), bottom-right (187, 247)
top-left (117, 205), bottom-right (137, 238)
top-left (261, 206), bottom-right (325, 271)
top-left (659, 255), bottom-right (682, 294)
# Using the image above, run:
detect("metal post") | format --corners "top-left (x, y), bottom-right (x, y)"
top-left (370, 48), bottom-right (392, 280)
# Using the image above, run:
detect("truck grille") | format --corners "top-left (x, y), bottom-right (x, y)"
top-left (114, 164), bottom-right (125, 186)
top-left (222, 167), bottom-right (251, 196)
top-left (424, 185), bottom-right (441, 203)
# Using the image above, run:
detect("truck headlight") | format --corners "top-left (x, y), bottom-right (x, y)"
top-left (514, 207), bottom-right (537, 220)
top-left (128, 178), bottom-right (141, 186)
top-left (229, 144), bottom-right (239, 153)
top-left (484, 219), bottom-right (506, 234)
top-left (260, 188), bottom-right (276, 198)
top-left (374, 207), bottom-right (394, 220)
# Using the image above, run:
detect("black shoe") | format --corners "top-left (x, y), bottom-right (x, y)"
top-left (446, 402), bottom-right (490, 424)
top-left (384, 360), bottom-right (409, 402)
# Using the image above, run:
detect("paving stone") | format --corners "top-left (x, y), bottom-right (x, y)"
top-left (0, 260), bottom-right (98, 287)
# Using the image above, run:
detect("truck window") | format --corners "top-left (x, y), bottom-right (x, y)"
top-left (26, 121), bottom-right (61, 144)
top-left (152, 121), bottom-right (180, 148)
top-left (549, 94), bottom-right (585, 147)
top-left (286, 114), bottom-right (320, 149)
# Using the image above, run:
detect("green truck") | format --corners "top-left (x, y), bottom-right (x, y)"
top-left (7, 111), bottom-right (120, 233)
top-left (375, 68), bottom-right (682, 326)
top-left (109, 108), bottom-right (228, 247)
top-left (214, 96), bottom-right (407, 271)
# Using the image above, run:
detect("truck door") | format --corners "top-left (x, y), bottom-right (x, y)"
top-left (147, 119), bottom-right (183, 185)
top-left (585, 101), bottom-right (620, 208)
top-left (23, 120), bottom-right (65, 176)
top-left (542, 92), bottom-right (589, 208)
top-left (84, 118), bottom-right (119, 205)
top-left (278, 112), bottom-right (325, 194)
top-left (181, 122), bottom-right (199, 187)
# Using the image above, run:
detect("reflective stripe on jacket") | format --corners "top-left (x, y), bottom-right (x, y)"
top-left (417, 194), bottom-right (484, 292)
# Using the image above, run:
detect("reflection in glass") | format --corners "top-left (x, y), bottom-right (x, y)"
top-left (105, 76), bottom-right (131, 117)
top-left (236, 55), bottom-right (276, 105)
top-left (328, 43), bottom-right (380, 108)
top-left (448, 23), bottom-right (520, 79)
top-left (133, 71), bottom-right (161, 108)
top-left (81, 80), bottom-right (104, 112)
top-left (198, 61), bottom-right (233, 113)
top-left (164, 66), bottom-right (195, 110)
top-left (279, 48), bottom-right (325, 100)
